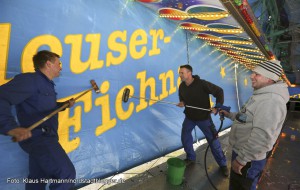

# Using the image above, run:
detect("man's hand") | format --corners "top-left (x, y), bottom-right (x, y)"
top-left (211, 107), bottom-right (218, 114)
top-left (67, 98), bottom-right (75, 108)
top-left (219, 109), bottom-right (230, 118)
top-left (231, 159), bottom-right (245, 175)
top-left (7, 128), bottom-right (32, 142)
top-left (176, 102), bottom-right (185, 107)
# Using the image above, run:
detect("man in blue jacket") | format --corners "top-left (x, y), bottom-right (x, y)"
top-left (177, 64), bottom-right (229, 177)
top-left (0, 50), bottom-right (76, 190)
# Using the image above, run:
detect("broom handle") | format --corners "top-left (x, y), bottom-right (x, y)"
top-left (27, 87), bottom-right (93, 131)
top-left (131, 96), bottom-right (211, 111)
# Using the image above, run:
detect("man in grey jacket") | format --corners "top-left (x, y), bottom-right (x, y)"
top-left (221, 60), bottom-right (289, 190)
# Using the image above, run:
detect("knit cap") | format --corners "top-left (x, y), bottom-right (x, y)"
top-left (253, 60), bottom-right (282, 81)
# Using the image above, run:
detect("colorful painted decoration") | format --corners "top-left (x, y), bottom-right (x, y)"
top-left (141, 0), bottom-right (275, 69)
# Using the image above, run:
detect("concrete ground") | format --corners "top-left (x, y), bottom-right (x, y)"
top-left (257, 111), bottom-right (300, 190)
top-left (78, 129), bottom-right (232, 190)
top-left (78, 110), bottom-right (300, 190)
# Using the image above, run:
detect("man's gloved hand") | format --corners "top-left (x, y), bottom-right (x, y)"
top-left (214, 103), bottom-right (231, 119)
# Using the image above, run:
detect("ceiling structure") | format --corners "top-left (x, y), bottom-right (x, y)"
top-left (248, 0), bottom-right (300, 84)
top-left (136, 0), bottom-right (300, 85)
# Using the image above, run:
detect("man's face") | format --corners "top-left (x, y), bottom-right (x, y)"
top-left (179, 68), bottom-right (191, 82)
top-left (250, 72), bottom-right (271, 90)
top-left (49, 57), bottom-right (62, 78)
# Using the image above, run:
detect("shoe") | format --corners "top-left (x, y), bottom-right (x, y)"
top-left (184, 159), bottom-right (195, 165)
top-left (220, 166), bottom-right (229, 177)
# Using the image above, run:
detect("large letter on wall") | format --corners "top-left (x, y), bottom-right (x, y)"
top-left (65, 34), bottom-right (104, 74)
top-left (0, 23), bottom-right (11, 85)
top-left (129, 29), bottom-right (147, 60)
top-left (22, 35), bottom-right (62, 73)
top-left (106, 30), bottom-right (127, 67)
top-left (58, 91), bottom-right (93, 153)
top-left (95, 81), bottom-right (116, 136)
top-left (159, 70), bottom-right (177, 100)
top-left (136, 70), bottom-right (158, 112)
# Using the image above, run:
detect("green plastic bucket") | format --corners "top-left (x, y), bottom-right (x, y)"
top-left (167, 158), bottom-right (186, 185)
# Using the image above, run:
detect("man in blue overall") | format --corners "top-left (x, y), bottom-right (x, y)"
top-left (177, 64), bottom-right (229, 177)
top-left (0, 50), bottom-right (76, 190)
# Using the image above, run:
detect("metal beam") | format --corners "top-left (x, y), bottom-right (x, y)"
top-left (220, 0), bottom-right (272, 59)
top-left (267, 24), bottom-right (300, 37)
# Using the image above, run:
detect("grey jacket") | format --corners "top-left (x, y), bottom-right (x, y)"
top-left (228, 81), bottom-right (290, 165)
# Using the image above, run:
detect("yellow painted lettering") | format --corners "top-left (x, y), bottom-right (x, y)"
top-left (58, 91), bottom-right (93, 153)
top-left (106, 30), bottom-right (127, 67)
top-left (0, 23), bottom-right (11, 85)
top-left (65, 34), bottom-right (104, 74)
top-left (149, 29), bottom-right (164, 56)
top-left (22, 35), bottom-right (63, 73)
top-left (129, 29), bottom-right (147, 59)
top-left (136, 70), bottom-right (158, 112)
top-left (95, 81), bottom-right (116, 136)
top-left (158, 70), bottom-right (177, 100)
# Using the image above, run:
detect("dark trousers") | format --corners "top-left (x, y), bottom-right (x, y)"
top-left (181, 117), bottom-right (227, 167)
top-left (229, 151), bottom-right (266, 190)
top-left (19, 132), bottom-right (76, 190)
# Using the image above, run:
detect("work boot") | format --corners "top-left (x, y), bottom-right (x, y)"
top-left (184, 159), bottom-right (195, 165)
top-left (220, 166), bottom-right (229, 177)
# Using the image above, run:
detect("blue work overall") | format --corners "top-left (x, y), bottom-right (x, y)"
top-left (181, 117), bottom-right (227, 167)
top-left (229, 151), bottom-right (266, 190)
top-left (19, 127), bottom-right (76, 190)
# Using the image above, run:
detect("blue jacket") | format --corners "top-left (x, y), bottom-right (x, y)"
top-left (0, 71), bottom-right (62, 135)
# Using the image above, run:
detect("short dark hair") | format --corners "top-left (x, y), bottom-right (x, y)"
top-left (32, 50), bottom-right (60, 70)
top-left (180, 64), bottom-right (193, 73)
